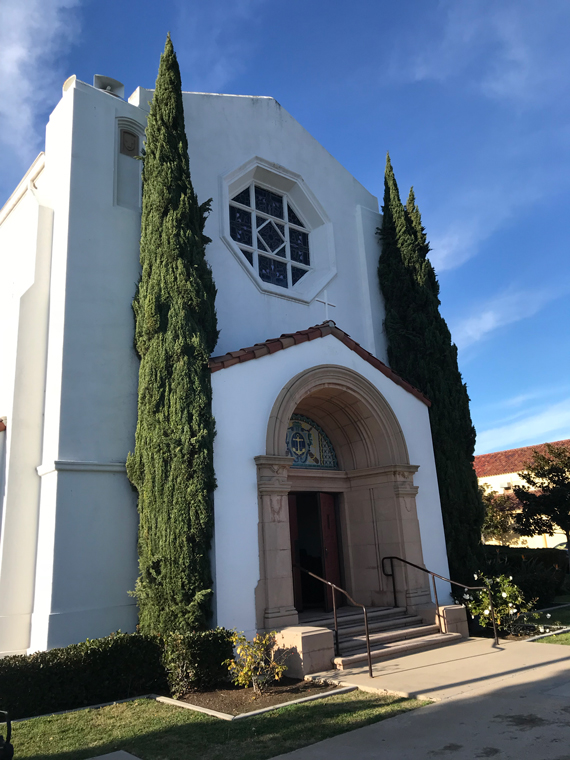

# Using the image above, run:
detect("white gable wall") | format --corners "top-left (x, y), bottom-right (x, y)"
top-left (131, 88), bottom-right (387, 361)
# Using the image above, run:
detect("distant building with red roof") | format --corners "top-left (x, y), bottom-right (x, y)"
top-left (474, 439), bottom-right (570, 548)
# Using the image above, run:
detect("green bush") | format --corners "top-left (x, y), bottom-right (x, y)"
top-left (163, 629), bottom-right (234, 697)
top-left (0, 628), bottom-right (233, 720)
top-left (458, 573), bottom-right (534, 633)
top-left (0, 632), bottom-right (166, 720)
top-left (481, 546), bottom-right (567, 608)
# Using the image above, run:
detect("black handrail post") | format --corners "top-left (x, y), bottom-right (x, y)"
top-left (487, 584), bottom-right (499, 646)
top-left (432, 574), bottom-right (441, 630)
top-left (332, 585), bottom-right (340, 657)
top-left (382, 555), bottom-right (500, 649)
top-left (294, 565), bottom-right (374, 677)
top-left (363, 606), bottom-right (373, 678)
top-left (391, 557), bottom-right (397, 607)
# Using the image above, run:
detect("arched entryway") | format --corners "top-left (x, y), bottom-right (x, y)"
top-left (255, 365), bottom-right (433, 630)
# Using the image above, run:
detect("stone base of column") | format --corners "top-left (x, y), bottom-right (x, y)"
top-left (264, 605), bottom-right (299, 629)
top-left (404, 587), bottom-right (433, 612)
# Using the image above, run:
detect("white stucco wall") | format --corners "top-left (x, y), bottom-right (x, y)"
top-left (0, 161), bottom-right (54, 655)
top-left (212, 335), bottom-right (450, 637)
top-left (0, 75), bottom-right (445, 653)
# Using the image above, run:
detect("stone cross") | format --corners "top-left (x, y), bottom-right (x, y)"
top-left (316, 289), bottom-right (337, 320)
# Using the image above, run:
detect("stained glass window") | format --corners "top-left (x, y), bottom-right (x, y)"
top-left (287, 204), bottom-right (305, 228)
top-left (286, 414), bottom-right (338, 470)
top-left (232, 188), bottom-right (251, 207)
top-left (290, 230), bottom-right (310, 266)
top-left (292, 267), bottom-right (307, 285)
top-left (258, 221), bottom-right (285, 253)
top-left (255, 186), bottom-right (284, 219)
top-left (259, 255), bottom-right (288, 287)
top-left (229, 183), bottom-right (311, 289)
top-left (240, 248), bottom-right (253, 266)
top-left (229, 206), bottom-right (252, 246)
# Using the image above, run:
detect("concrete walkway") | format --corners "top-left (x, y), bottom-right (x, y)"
top-left (273, 637), bottom-right (570, 759)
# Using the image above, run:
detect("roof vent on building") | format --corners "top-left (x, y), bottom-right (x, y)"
top-left (63, 75), bottom-right (76, 94)
top-left (93, 75), bottom-right (125, 99)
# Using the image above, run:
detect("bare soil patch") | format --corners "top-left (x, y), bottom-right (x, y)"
top-left (177, 677), bottom-right (339, 715)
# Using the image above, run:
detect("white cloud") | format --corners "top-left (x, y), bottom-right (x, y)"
top-left (403, 0), bottom-right (570, 107)
top-left (476, 398), bottom-right (570, 454)
top-left (175, 0), bottom-right (267, 93)
top-left (451, 286), bottom-right (559, 350)
top-left (0, 0), bottom-right (81, 163)
top-left (429, 222), bottom-right (484, 272)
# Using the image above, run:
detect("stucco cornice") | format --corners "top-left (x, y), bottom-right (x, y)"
top-left (37, 460), bottom-right (126, 476)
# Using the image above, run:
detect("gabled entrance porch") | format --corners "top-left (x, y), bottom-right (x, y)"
top-left (255, 364), bottom-right (436, 633)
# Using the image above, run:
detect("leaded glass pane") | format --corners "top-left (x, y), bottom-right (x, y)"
top-left (291, 266), bottom-right (307, 285)
top-left (290, 229), bottom-right (310, 265)
top-left (286, 414), bottom-right (338, 470)
top-left (232, 188), bottom-right (251, 207)
top-left (255, 186), bottom-right (284, 219)
top-left (258, 255), bottom-right (288, 288)
top-left (240, 248), bottom-right (253, 265)
top-left (230, 206), bottom-right (252, 246)
top-left (258, 221), bottom-right (285, 252)
top-left (287, 204), bottom-right (305, 228)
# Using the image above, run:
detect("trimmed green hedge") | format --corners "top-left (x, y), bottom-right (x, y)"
top-left (0, 628), bottom-right (233, 720)
top-left (482, 546), bottom-right (567, 608)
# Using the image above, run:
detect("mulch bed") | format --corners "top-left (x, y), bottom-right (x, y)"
top-left (177, 677), bottom-right (340, 716)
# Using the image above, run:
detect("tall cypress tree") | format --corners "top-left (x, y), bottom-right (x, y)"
top-left (126, 34), bottom-right (218, 634)
top-left (378, 155), bottom-right (483, 584)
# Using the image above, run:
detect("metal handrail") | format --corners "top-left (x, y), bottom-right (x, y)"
top-left (381, 555), bottom-right (499, 646)
top-left (294, 565), bottom-right (374, 678)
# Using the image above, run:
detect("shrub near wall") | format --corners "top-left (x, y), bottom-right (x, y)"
top-left (482, 546), bottom-right (567, 607)
top-left (0, 629), bottom-right (233, 720)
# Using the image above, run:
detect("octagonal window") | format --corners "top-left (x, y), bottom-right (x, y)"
top-left (229, 183), bottom-right (311, 290)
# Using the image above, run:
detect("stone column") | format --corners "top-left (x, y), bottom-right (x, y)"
top-left (254, 455), bottom-right (299, 630)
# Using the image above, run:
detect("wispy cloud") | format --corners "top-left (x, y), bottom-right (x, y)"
top-left (0, 0), bottom-right (81, 165)
top-left (175, 0), bottom-right (267, 93)
top-left (401, 0), bottom-right (570, 107)
top-left (451, 286), bottom-right (560, 350)
top-left (476, 397), bottom-right (570, 454)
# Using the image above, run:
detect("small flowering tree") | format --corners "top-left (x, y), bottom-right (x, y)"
top-left (460, 573), bottom-right (535, 631)
top-left (225, 631), bottom-right (287, 696)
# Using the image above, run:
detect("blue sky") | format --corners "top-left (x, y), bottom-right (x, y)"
top-left (1, 0), bottom-right (569, 455)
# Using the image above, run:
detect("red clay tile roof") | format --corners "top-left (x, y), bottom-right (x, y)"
top-left (209, 320), bottom-right (430, 406)
top-left (474, 439), bottom-right (570, 478)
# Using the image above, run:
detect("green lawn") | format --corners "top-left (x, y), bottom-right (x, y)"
top-left (12, 691), bottom-right (427, 760)
top-left (535, 631), bottom-right (570, 645)
top-left (536, 607), bottom-right (570, 627)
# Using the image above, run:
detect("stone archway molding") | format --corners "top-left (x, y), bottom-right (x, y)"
top-left (266, 365), bottom-right (410, 468)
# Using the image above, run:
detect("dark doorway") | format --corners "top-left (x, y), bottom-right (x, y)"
top-left (288, 492), bottom-right (342, 612)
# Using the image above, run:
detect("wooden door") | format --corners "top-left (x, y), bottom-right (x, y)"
top-left (288, 494), bottom-right (303, 612)
top-left (319, 493), bottom-right (341, 612)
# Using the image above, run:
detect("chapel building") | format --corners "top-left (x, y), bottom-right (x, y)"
top-left (0, 75), bottom-right (452, 658)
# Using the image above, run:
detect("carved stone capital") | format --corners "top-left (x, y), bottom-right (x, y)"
top-left (255, 455), bottom-right (293, 495)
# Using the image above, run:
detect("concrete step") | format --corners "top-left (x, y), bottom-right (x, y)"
top-left (339, 624), bottom-right (440, 654)
top-left (301, 607), bottom-right (408, 629)
top-left (333, 632), bottom-right (463, 670)
top-left (337, 615), bottom-right (424, 639)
